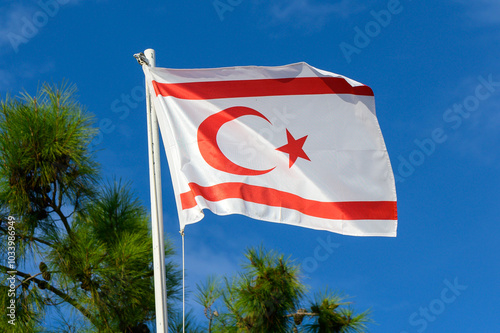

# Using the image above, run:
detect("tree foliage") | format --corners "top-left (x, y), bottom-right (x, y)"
top-left (195, 247), bottom-right (370, 333)
top-left (0, 83), bottom-right (181, 332)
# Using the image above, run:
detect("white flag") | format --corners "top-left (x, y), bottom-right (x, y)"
top-left (143, 62), bottom-right (397, 236)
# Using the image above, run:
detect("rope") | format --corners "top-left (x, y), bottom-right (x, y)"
top-left (182, 230), bottom-right (185, 333)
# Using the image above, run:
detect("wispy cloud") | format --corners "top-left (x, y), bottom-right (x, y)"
top-left (0, 2), bottom-right (36, 52)
top-left (0, 69), bottom-right (14, 92)
top-left (443, 74), bottom-right (500, 167)
top-left (182, 241), bottom-right (241, 303)
top-left (0, 0), bottom-right (86, 54)
top-left (449, 98), bottom-right (500, 167)
top-left (0, 61), bottom-right (55, 94)
top-left (257, 0), bottom-right (366, 33)
top-left (454, 0), bottom-right (500, 26)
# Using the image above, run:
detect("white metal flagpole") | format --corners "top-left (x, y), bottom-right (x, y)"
top-left (140, 48), bottom-right (169, 332)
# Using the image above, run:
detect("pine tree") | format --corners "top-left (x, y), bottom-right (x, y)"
top-left (195, 247), bottom-right (370, 333)
top-left (0, 83), bottom-right (181, 332)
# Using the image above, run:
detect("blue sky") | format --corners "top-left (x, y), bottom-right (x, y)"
top-left (1, 0), bottom-right (499, 331)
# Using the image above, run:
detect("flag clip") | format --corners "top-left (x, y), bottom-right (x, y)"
top-left (133, 52), bottom-right (149, 66)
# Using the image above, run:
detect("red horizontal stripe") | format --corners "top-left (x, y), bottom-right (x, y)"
top-left (180, 182), bottom-right (397, 221)
top-left (152, 77), bottom-right (373, 100)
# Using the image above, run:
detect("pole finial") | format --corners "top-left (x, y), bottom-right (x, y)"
top-left (133, 52), bottom-right (149, 66)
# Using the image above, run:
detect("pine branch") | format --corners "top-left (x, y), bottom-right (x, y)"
top-left (285, 309), bottom-right (318, 326)
top-left (284, 310), bottom-right (317, 318)
top-left (0, 264), bottom-right (98, 327)
top-left (0, 226), bottom-right (53, 247)
top-left (46, 196), bottom-right (72, 237)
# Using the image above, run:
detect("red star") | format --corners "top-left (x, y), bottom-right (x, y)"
top-left (276, 129), bottom-right (311, 168)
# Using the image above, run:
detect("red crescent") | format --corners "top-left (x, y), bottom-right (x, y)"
top-left (197, 106), bottom-right (275, 176)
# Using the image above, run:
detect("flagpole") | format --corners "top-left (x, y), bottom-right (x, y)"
top-left (142, 48), bottom-right (169, 333)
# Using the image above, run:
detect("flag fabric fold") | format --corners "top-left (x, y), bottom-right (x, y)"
top-left (143, 62), bottom-right (397, 236)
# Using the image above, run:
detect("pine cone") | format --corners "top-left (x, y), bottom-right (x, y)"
top-left (39, 262), bottom-right (48, 273)
top-left (42, 271), bottom-right (51, 281)
top-left (293, 313), bottom-right (305, 325)
top-left (293, 309), bottom-right (307, 325)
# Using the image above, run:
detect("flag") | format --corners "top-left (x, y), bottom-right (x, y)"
top-left (143, 62), bottom-right (397, 236)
